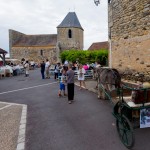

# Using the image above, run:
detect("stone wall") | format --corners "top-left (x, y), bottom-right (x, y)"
top-left (108, 0), bottom-right (150, 75)
top-left (9, 30), bottom-right (25, 58)
top-left (11, 46), bottom-right (57, 63)
top-left (57, 27), bottom-right (83, 50)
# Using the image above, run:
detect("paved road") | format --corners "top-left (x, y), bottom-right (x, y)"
top-left (0, 69), bottom-right (150, 150)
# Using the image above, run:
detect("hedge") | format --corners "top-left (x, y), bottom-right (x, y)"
top-left (60, 49), bottom-right (108, 65)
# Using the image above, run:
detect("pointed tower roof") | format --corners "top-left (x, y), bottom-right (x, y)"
top-left (57, 12), bottom-right (83, 30)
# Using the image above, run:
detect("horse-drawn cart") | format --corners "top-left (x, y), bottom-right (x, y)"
top-left (113, 84), bottom-right (150, 149)
top-left (95, 67), bottom-right (150, 149)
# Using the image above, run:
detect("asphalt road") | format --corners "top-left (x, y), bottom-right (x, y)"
top-left (0, 69), bottom-right (150, 150)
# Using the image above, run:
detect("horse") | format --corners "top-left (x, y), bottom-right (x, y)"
top-left (95, 67), bottom-right (121, 100)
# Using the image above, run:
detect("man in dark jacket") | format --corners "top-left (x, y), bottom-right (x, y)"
top-left (40, 61), bottom-right (45, 79)
top-left (66, 63), bottom-right (75, 104)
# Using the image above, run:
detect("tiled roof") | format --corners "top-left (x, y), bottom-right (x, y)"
top-left (88, 41), bottom-right (109, 50)
top-left (0, 48), bottom-right (7, 54)
top-left (57, 12), bottom-right (83, 30)
top-left (13, 34), bottom-right (57, 47)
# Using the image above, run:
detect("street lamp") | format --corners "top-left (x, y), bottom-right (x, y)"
top-left (94, 0), bottom-right (112, 5)
top-left (94, 0), bottom-right (100, 6)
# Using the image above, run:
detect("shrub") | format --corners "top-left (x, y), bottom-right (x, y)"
top-left (60, 49), bottom-right (108, 65)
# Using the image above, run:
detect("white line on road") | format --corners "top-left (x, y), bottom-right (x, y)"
top-left (0, 104), bottom-right (12, 111)
top-left (16, 105), bottom-right (27, 150)
top-left (0, 101), bottom-right (25, 106)
top-left (0, 82), bottom-right (58, 95)
top-left (0, 101), bottom-right (27, 150)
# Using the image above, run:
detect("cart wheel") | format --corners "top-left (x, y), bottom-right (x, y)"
top-left (116, 115), bottom-right (135, 149)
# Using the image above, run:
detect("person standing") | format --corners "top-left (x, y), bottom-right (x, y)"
top-left (54, 63), bottom-right (59, 80)
top-left (96, 60), bottom-right (101, 68)
top-left (66, 64), bottom-right (75, 104)
top-left (58, 63), bottom-right (62, 77)
top-left (83, 64), bottom-right (89, 70)
top-left (58, 69), bottom-right (67, 97)
top-left (78, 64), bottom-right (86, 90)
top-left (24, 60), bottom-right (30, 77)
top-left (45, 59), bottom-right (50, 79)
top-left (30, 60), bottom-right (35, 70)
top-left (40, 61), bottom-right (45, 79)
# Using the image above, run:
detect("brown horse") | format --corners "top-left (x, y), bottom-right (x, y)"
top-left (96, 67), bottom-right (121, 100)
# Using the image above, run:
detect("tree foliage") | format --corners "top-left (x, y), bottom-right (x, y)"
top-left (60, 49), bottom-right (108, 65)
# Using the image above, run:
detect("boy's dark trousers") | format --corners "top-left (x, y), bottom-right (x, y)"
top-left (67, 83), bottom-right (74, 101)
top-left (41, 71), bottom-right (45, 79)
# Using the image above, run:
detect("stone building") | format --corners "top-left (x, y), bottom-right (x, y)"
top-left (108, 0), bottom-right (150, 73)
top-left (88, 41), bottom-right (109, 50)
top-left (9, 12), bottom-right (84, 63)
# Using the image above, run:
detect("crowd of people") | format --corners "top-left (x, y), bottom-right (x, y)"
top-left (39, 60), bottom-right (76, 104)
top-left (4, 58), bottom-right (101, 104)
top-left (39, 60), bottom-right (101, 104)
top-left (0, 60), bottom-right (26, 77)
top-left (58, 61), bottom-right (101, 104)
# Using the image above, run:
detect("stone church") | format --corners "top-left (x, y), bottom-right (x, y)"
top-left (9, 12), bottom-right (84, 63)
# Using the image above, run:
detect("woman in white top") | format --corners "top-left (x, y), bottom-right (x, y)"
top-left (24, 61), bottom-right (30, 77)
top-left (78, 64), bottom-right (86, 90)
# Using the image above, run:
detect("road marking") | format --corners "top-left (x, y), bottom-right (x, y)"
top-left (0, 101), bottom-right (27, 150)
top-left (0, 104), bottom-right (12, 111)
top-left (0, 82), bottom-right (58, 95)
top-left (16, 105), bottom-right (27, 150)
top-left (0, 101), bottom-right (25, 106)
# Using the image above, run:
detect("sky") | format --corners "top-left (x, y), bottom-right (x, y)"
top-left (0, 0), bottom-right (108, 54)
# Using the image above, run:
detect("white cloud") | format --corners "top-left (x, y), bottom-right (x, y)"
top-left (0, 0), bottom-right (108, 52)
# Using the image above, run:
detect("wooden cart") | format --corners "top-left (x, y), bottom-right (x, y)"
top-left (113, 84), bottom-right (150, 149)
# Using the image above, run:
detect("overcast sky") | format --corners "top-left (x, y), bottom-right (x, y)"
top-left (0, 0), bottom-right (108, 53)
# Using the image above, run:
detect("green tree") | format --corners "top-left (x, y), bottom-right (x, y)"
top-left (60, 49), bottom-right (108, 65)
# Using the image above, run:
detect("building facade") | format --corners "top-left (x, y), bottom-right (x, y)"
top-left (9, 12), bottom-right (84, 63)
top-left (108, 0), bottom-right (150, 73)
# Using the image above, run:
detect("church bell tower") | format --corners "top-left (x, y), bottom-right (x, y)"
top-left (57, 12), bottom-right (84, 51)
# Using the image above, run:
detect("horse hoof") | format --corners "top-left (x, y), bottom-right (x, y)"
top-left (98, 96), bottom-right (100, 99)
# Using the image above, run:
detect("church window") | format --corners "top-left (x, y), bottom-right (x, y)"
top-left (68, 29), bottom-right (72, 38)
top-left (40, 50), bottom-right (43, 56)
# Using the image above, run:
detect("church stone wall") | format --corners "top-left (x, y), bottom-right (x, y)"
top-left (11, 47), bottom-right (57, 63)
top-left (57, 28), bottom-right (83, 50)
top-left (108, 0), bottom-right (150, 73)
top-left (9, 30), bottom-right (25, 58)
